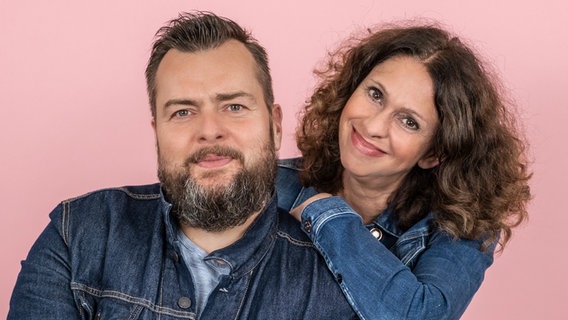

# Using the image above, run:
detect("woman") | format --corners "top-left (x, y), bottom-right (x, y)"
top-left (276, 23), bottom-right (531, 320)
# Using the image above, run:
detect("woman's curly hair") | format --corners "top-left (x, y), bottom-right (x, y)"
top-left (296, 22), bottom-right (532, 249)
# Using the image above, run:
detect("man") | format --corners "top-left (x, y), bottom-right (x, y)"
top-left (8, 12), bottom-right (357, 319)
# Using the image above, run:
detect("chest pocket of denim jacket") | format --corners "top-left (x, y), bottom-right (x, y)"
top-left (392, 231), bottom-right (428, 268)
top-left (95, 302), bottom-right (143, 320)
top-left (75, 290), bottom-right (144, 320)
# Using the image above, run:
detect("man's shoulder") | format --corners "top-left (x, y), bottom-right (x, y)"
top-left (48, 183), bottom-right (166, 247)
top-left (276, 157), bottom-right (318, 211)
top-left (64, 183), bottom-right (162, 203)
top-left (274, 208), bottom-right (314, 248)
top-left (54, 183), bottom-right (164, 225)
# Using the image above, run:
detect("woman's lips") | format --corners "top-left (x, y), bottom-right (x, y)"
top-left (350, 127), bottom-right (386, 157)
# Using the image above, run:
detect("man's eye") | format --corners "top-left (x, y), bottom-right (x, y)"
top-left (175, 109), bottom-right (190, 117)
top-left (227, 104), bottom-right (243, 112)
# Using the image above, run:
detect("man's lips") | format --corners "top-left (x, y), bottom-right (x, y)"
top-left (185, 146), bottom-right (244, 169)
top-left (195, 154), bottom-right (233, 168)
top-left (351, 127), bottom-right (386, 157)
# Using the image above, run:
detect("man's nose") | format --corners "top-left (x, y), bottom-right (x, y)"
top-left (196, 110), bottom-right (227, 142)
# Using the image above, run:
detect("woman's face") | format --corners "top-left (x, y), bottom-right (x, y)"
top-left (338, 55), bottom-right (439, 187)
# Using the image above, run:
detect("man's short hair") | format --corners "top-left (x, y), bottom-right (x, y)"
top-left (145, 11), bottom-right (274, 118)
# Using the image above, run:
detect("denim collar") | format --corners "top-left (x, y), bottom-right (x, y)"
top-left (161, 186), bottom-right (278, 279)
top-left (373, 207), bottom-right (433, 240)
top-left (206, 196), bottom-right (277, 278)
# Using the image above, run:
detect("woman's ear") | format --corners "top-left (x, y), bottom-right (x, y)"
top-left (417, 153), bottom-right (440, 169)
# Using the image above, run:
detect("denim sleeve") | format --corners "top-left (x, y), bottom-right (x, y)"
top-left (8, 203), bottom-right (81, 319)
top-left (300, 196), bottom-right (493, 320)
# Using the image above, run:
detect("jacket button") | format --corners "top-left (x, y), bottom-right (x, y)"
top-left (178, 297), bottom-right (192, 309)
top-left (370, 227), bottom-right (382, 240)
top-left (171, 251), bottom-right (180, 263)
top-left (336, 273), bottom-right (343, 284)
top-left (303, 220), bottom-right (312, 233)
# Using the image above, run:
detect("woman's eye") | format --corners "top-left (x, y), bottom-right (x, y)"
top-left (403, 117), bottom-right (419, 130)
top-left (367, 87), bottom-right (383, 102)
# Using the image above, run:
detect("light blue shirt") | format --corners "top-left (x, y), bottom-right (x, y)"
top-left (177, 229), bottom-right (230, 316)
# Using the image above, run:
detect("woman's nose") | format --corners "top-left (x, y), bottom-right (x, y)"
top-left (363, 109), bottom-right (389, 138)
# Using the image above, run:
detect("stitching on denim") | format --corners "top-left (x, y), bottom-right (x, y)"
top-left (233, 270), bottom-right (253, 320)
top-left (275, 231), bottom-right (316, 248)
top-left (116, 187), bottom-right (161, 200)
top-left (338, 281), bottom-right (367, 320)
top-left (127, 304), bottom-right (143, 320)
top-left (399, 236), bottom-right (426, 266)
top-left (64, 187), bottom-right (161, 203)
top-left (394, 229), bottom-right (431, 266)
top-left (70, 282), bottom-right (196, 319)
top-left (397, 229), bottom-right (431, 241)
top-left (76, 291), bottom-right (85, 318)
top-left (230, 229), bottom-right (276, 279)
top-left (158, 274), bottom-right (164, 320)
top-left (312, 211), bottom-right (353, 235)
top-left (61, 200), bottom-right (70, 247)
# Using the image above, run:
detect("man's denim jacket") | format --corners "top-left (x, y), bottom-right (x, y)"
top-left (276, 158), bottom-right (495, 320)
top-left (9, 183), bottom-right (357, 319)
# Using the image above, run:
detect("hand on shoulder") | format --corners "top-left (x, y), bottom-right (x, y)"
top-left (290, 193), bottom-right (333, 221)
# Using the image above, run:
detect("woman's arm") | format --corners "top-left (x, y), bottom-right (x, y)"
top-left (294, 195), bottom-right (493, 320)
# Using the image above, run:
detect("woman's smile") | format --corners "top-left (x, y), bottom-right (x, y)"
top-left (350, 126), bottom-right (386, 157)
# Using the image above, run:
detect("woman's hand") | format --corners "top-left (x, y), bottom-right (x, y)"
top-left (289, 193), bottom-right (333, 221)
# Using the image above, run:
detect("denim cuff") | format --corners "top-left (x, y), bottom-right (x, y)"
top-left (299, 196), bottom-right (362, 238)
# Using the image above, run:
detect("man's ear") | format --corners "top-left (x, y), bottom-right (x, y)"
top-left (271, 104), bottom-right (283, 151)
top-left (417, 152), bottom-right (440, 169)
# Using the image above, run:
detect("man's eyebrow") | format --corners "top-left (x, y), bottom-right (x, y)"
top-left (215, 91), bottom-right (257, 103)
top-left (164, 99), bottom-right (198, 108)
top-left (163, 91), bottom-right (257, 109)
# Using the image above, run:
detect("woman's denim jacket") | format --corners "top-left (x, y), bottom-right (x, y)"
top-left (276, 158), bottom-right (495, 320)
top-left (8, 183), bottom-right (357, 319)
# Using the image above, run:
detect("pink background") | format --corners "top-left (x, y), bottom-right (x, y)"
top-left (1, 1), bottom-right (566, 318)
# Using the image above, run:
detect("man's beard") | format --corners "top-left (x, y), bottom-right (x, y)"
top-left (158, 143), bottom-right (277, 232)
